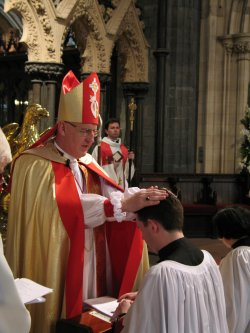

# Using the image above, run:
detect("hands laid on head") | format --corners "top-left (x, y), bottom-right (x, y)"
top-left (121, 187), bottom-right (168, 213)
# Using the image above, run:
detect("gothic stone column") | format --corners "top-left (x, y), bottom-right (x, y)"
top-left (154, 0), bottom-right (169, 172)
top-left (25, 62), bottom-right (65, 129)
top-left (218, 35), bottom-right (234, 173)
top-left (233, 34), bottom-right (250, 171)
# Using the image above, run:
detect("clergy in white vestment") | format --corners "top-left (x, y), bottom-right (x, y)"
top-left (0, 128), bottom-right (30, 332)
top-left (0, 233), bottom-right (31, 333)
top-left (92, 118), bottom-right (135, 189)
top-left (213, 206), bottom-right (250, 333)
top-left (112, 193), bottom-right (229, 333)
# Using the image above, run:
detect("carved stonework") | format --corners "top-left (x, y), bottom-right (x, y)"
top-left (117, 5), bottom-right (148, 82)
top-left (219, 36), bottom-right (234, 55)
top-left (5, 0), bottom-right (40, 60)
top-left (52, 0), bottom-right (63, 8)
top-left (68, 1), bottom-right (108, 73)
top-left (97, 0), bottom-right (124, 23)
top-left (219, 34), bottom-right (250, 57)
top-left (98, 4), bottom-right (114, 23)
top-left (5, 0), bottom-right (149, 81)
top-left (232, 34), bottom-right (250, 55)
top-left (223, 41), bottom-right (234, 55)
top-left (25, 62), bottom-right (65, 81)
top-left (117, 38), bottom-right (136, 82)
top-left (233, 41), bottom-right (250, 54)
top-left (5, 0), bottom-right (57, 62)
top-left (105, 0), bottom-right (132, 36)
top-left (30, 0), bottom-right (55, 59)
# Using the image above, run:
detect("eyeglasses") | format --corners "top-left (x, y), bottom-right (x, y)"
top-left (65, 121), bottom-right (99, 137)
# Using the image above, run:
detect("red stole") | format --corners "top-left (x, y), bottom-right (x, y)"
top-left (101, 141), bottom-right (128, 168)
top-left (52, 162), bottom-right (84, 319)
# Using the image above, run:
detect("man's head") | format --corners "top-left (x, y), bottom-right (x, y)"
top-left (56, 121), bottom-right (98, 159)
top-left (213, 206), bottom-right (250, 240)
top-left (135, 193), bottom-right (184, 253)
top-left (55, 71), bottom-right (100, 158)
top-left (104, 118), bottom-right (121, 141)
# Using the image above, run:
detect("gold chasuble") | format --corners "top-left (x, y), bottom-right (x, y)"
top-left (5, 142), bottom-right (149, 333)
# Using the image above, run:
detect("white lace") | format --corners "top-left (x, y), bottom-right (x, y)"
top-left (110, 191), bottom-right (126, 222)
top-left (110, 187), bottom-right (139, 222)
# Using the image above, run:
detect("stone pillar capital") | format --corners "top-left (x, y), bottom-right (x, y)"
top-left (122, 82), bottom-right (149, 98)
top-left (233, 40), bottom-right (250, 56)
top-left (218, 35), bottom-right (234, 55)
top-left (220, 34), bottom-right (250, 57)
top-left (25, 62), bottom-right (65, 81)
top-left (153, 48), bottom-right (170, 57)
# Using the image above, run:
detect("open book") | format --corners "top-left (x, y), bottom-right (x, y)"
top-left (15, 278), bottom-right (53, 304)
top-left (84, 296), bottom-right (118, 318)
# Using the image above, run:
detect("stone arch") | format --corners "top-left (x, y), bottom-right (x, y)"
top-left (224, 0), bottom-right (250, 172)
top-left (115, 3), bottom-right (149, 82)
top-left (61, 0), bottom-right (111, 74)
top-left (3, 0), bottom-right (150, 132)
top-left (198, 0), bottom-right (250, 173)
top-left (59, 0), bottom-right (149, 79)
top-left (4, 0), bottom-right (59, 62)
top-left (227, 0), bottom-right (250, 34)
top-left (4, 0), bottom-right (149, 80)
top-left (0, 0), bottom-right (22, 31)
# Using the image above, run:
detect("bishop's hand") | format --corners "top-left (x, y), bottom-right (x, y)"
top-left (121, 188), bottom-right (168, 212)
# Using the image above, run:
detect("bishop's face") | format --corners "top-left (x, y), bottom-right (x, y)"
top-left (59, 121), bottom-right (98, 159)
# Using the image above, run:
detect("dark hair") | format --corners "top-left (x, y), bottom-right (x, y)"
top-left (136, 193), bottom-right (184, 231)
top-left (104, 118), bottom-right (120, 130)
top-left (213, 206), bottom-right (250, 239)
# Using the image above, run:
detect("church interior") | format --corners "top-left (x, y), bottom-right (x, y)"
top-left (0, 0), bottom-right (250, 331)
top-left (1, 0), bottom-right (249, 239)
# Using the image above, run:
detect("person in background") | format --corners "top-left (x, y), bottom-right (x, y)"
top-left (213, 206), bottom-right (250, 333)
top-left (112, 193), bottom-right (228, 333)
top-left (5, 71), bottom-right (167, 333)
top-left (0, 127), bottom-right (12, 191)
top-left (92, 118), bottom-right (135, 189)
top-left (0, 128), bottom-right (31, 333)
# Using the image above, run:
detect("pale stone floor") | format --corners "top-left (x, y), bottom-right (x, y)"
top-left (149, 238), bottom-right (230, 266)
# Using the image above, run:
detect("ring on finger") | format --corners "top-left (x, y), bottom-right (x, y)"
top-left (146, 196), bottom-right (150, 201)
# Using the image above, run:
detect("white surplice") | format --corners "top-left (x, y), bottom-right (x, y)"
top-left (122, 250), bottom-right (228, 333)
top-left (220, 246), bottom-right (250, 333)
top-left (0, 234), bottom-right (31, 333)
top-left (92, 137), bottom-right (134, 189)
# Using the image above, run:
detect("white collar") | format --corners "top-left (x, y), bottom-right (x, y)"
top-left (103, 137), bottom-right (121, 145)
